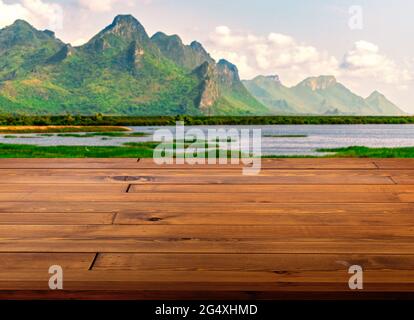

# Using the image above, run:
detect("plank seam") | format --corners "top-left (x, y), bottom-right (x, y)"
top-left (111, 213), bottom-right (118, 225)
top-left (88, 253), bottom-right (99, 271)
top-left (389, 176), bottom-right (398, 185)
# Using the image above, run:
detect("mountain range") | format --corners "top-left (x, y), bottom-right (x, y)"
top-left (243, 75), bottom-right (405, 115)
top-left (0, 15), bottom-right (406, 116)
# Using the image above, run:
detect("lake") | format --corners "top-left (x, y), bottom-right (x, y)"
top-left (1, 124), bottom-right (413, 156)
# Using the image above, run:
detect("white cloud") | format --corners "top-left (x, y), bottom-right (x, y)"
top-left (78, 0), bottom-right (115, 12)
top-left (340, 40), bottom-right (412, 85)
top-left (0, 0), bottom-right (63, 30)
top-left (207, 26), bottom-right (338, 85)
top-left (78, 0), bottom-right (152, 13)
top-left (207, 26), bottom-right (413, 92)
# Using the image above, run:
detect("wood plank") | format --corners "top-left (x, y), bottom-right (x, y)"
top-left (1, 183), bottom-right (411, 195)
top-left (1, 239), bottom-right (413, 254)
top-left (0, 159), bottom-right (140, 169)
top-left (0, 202), bottom-right (412, 214)
top-left (0, 192), bottom-right (401, 203)
top-left (0, 169), bottom-right (392, 176)
top-left (1, 225), bottom-right (414, 242)
top-left (0, 169), bottom-right (394, 184)
top-left (128, 184), bottom-right (414, 193)
top-left (137, 158), bottom-right (378, 169)
top-left (391, 173), bottom-right (414, 184)
top-left (115, 212), bottom-right (414, 226)
top-left (0, 253), bottom-right (95, 270)
top-left (94, 253), bottom-right (414, 272)
top-left (374, 159), bottom-right (414, 169)
top-left (397, 193), bottom-right (414, 202)
top-left (1, 270), bottom-right (414, 292)
top-left (0, 212), bottom-right (115, 225)
top-left (0, 184), bottom-right (127, 193)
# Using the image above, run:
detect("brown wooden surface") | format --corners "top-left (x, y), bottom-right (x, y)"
top-left (0, 158), bottom-right (413, 300)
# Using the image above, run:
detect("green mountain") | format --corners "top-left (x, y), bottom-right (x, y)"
top-left (365, 91), bottom-right (404, 115)
top-left (244, 75), bottom-right (406, 115)
top-left (0, 15), bottom-right (268, 116)
top-left (0, 20), bottom-right (63, 80)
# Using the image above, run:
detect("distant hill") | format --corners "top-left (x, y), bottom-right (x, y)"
top-left (243, 75), bottom-right (406, 115)
top-left (0, 15), bottom-right (268, 116)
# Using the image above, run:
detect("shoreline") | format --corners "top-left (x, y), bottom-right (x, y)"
top-left (1, 115), bottom-right (414, 127)
top-left (0, 126), bottom-right (132, 134)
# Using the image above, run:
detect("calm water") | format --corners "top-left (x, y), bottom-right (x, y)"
top-left (1, 125), bottom-right (413, 156)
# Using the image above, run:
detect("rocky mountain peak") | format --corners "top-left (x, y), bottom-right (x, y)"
top-left (264, 75), bottom-right (281, 84)
top-left (301, 75), bottom-right (337, 91)
top-left (112, 14), bottom-right (143, 28)
top-left (0, 19), bottom-right (63, 52)
top-left (368, 90), bottom-right (385, 99)
top-left (9, 19), bottom-right (34, 30)
top-left (190, 41), bottom-right (206, 52)
top-left (217, 59), bottom-right (240, 87)
top-left (88, 14), bottom-right (150, 49)
top-left (193, 61), bottom-right (220, 111)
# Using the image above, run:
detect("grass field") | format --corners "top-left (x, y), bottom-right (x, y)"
top-left (318, 146), bottom-right (414, 158)
top-left (56, 132), bottom-right (149, 138)
top-left (0, 143), bottom-right (413, 158)
top-left (0, 143), bottom-right (157, 158)
top-left (0, 126), bottom-right (131, 134)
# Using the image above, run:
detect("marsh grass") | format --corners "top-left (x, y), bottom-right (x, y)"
top-left (317, 146), bottom-right (414, 158)
top-left (0, 126), bottom-right (131, 134)
top-left (56, 132), bottom-right (149, 138)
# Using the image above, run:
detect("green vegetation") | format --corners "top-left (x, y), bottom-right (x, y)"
top-left (56, 132), bottom-right (149, 138)
top-left (0, 15), bottom-right (267, 116)
top-left (0, 125), bottom-right (130, 134)
top-left (0, 142), bottom-right (230, 158)
top-left (0, 143), bottom-right (413, 158)
top-left (0, 115), bottom-right (413, 126)
top-left (0, 142), bottom-right (158, 158)
top-left (318, 146), bottom-right (414, 158)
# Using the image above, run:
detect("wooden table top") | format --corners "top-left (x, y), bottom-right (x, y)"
top-left (0, 158), bottom-right (413, 300)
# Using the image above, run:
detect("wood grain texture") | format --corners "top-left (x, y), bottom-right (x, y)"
top-left (0, 158), bottom-right (412, 300)
top-left (0, 192), bottom-right (402, 203)
top-left (0, 169), bottom-right (396, 184)
top-left (0, 253), bottom-right (95, 270)
top-left (128, 184), bottom-right (414, 193)
top-left (114, 212), bottom-right (414, 226)
top-left (0, 202), bottom-right (413, 214)
top-left (0, 212), bottom-right (115, 225)
top-left (94, 253), bottom-right (414, 272)
top-left (136, 158), bottom-right (379, 169)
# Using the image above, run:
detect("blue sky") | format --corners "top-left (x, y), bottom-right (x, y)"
top-left (1, 0), bottom-right (413, 112)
